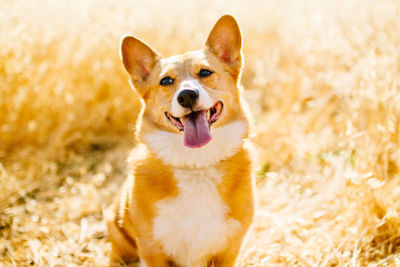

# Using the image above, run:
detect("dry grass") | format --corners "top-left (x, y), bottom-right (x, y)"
top-left (1, 0), bottom-right (400, 266)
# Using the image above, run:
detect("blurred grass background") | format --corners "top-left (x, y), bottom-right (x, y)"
top-left (1, 0), bottom-right (400, 266)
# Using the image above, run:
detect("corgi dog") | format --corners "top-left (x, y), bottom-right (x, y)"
top-left (107, 15), bottom-right (254, 267)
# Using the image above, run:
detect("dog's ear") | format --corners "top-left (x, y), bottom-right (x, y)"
top-left (206, 15), bottom-right (242, 77)
top-left (120, 35), bottom-right (160, 84)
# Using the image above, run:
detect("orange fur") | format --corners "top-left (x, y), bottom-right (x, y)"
top-left (107, 15), bottom-right (254, 267)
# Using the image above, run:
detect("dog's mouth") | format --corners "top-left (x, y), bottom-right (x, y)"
top-left (165, 101), bottom-right (223, 148)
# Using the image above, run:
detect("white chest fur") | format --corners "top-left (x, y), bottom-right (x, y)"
top-left (152, 166), bottom-right (241, 267)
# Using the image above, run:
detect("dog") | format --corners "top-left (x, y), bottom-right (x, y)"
top-left (106, 15), bottom-right (254, 267)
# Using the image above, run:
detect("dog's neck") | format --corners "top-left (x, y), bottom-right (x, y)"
top-left (142, 121), bottom-right (248, 168)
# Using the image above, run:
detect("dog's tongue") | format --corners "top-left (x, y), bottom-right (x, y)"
top-left (181, 110), bottom-right (211, 148)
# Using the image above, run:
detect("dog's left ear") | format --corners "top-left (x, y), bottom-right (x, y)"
top-left (206, 15), bottom-right (242, 77)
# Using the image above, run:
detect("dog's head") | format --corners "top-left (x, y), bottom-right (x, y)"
top-left (121, 15), bottom-right (250, 164)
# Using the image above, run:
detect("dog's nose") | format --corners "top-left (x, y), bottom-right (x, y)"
top-left (177, 89), bottom-right (199, 108)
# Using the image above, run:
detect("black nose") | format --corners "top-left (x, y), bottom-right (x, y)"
top-left (177, 89), bottom-right (199, 108)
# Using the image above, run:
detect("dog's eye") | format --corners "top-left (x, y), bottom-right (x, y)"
top-left (160, 76), bottom-right (174, 86)
top-left (198, 69), bottom-right (213, 78)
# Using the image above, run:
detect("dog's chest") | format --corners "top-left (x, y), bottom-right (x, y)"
top-left (152, 166), bottom-right (240, 267)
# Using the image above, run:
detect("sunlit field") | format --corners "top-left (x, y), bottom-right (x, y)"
top-left (1, 0), bottom-right (400, 266)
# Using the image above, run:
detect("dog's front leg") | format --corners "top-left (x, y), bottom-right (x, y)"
top-left (210, 234), bottom-right (247, 267)
top-left (138, 258), bottom-right (169, 267)
top-left (139, 256), bottom-right (170, 267)
top-left (139, 257), bottom-right (170, 267)
top-left (138, 245), bottom-right (170, 267)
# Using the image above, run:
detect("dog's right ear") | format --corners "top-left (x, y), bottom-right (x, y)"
top-left (120, 35), bottom-right (160, 85)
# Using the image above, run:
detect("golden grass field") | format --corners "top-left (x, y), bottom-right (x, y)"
top-left (1, 0), bottom-right (400, 266)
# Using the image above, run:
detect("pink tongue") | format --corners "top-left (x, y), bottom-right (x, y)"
top-left (181, 110), bottom-right (212, 148)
